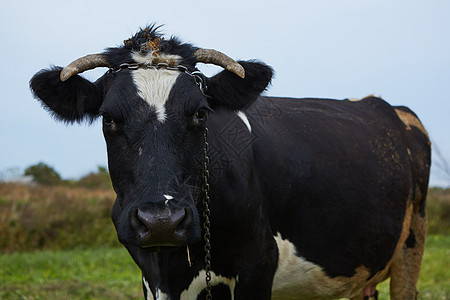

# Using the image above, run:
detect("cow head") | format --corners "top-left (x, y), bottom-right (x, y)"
top-left (30, 26), bottom-right (272, 254)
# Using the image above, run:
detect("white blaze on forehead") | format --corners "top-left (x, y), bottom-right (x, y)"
top-left (131, 52), bottom-right (182, 122)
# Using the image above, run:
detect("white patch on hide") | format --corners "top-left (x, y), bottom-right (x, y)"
top-left (155, 289), bottom-right (170, 300)
top-left (131, 52), bottom-right (182, 122)
top-left (272, 232), bottom-right (368, 299)
top-left (164, 194), bottom-right (173, 206)
top-left (236, 111), bottom-right (252, 132)
top-left (180, 270), bottom-right (237, 300)
top-left (143, 276), bottom-right (154, 300)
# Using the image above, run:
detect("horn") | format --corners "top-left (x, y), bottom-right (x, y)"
top-left (60, 54), bottom-right (111, 82)
top-left (194, 49), bottom-right (245, 79)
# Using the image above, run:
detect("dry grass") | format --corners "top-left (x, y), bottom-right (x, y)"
top-left (0, 183), bottom-right (119, 252)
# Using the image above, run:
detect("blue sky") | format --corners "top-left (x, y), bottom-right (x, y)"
top-left (0, 0), bottom-right (449, 186)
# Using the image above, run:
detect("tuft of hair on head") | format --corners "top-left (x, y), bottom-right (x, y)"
top-left (106, 24), bottom-right (197, 69)
top-left (123, 24), bottom-right (164, 54)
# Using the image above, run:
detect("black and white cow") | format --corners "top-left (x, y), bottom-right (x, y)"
top-left (30, 26), bottom-right (431, 299)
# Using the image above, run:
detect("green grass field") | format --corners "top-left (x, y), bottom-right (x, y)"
top-left (1, 235), bottom-right (449, 299)
top-left (0, 247), bottom-right (142, 299)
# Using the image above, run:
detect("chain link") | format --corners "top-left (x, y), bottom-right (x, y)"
top-left (202, 127), bottom-right (212, 300)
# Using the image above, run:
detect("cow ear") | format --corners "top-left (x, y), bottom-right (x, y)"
top-left (206, 60), bottom-right (273, 110)
top-left (30, 67), bottom-right (103, 123)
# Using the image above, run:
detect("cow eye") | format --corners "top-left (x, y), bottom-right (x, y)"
top-left (102, 113), bottom-right (113, 125)
top-left (195, 107), bottom-right (211, 123)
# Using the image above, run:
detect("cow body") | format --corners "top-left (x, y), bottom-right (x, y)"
top-left (30, 26), bottom-right (430, 299)
top-left (121, 96), bottom-right (430, 300)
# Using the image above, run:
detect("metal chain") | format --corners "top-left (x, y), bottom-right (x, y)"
top-left (109, 62), bottom-right (211, 98)
top-left (202, 127), bottom-right (212, 300)
top-left (110, 62), bottom-right (190, 73)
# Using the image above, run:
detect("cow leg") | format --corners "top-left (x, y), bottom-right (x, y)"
top-left (234, 248), bottom-right (278, 300)
top-left (234, 265), bottom-right (274, 300)
top-left (234, 235), bottom-right (278, 299)
top-left (389, 208), bottom-right (427, 299)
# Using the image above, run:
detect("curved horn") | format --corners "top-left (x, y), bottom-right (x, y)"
top-left (194, 49), bottom-right (245, 79)
top-left (60, 54), bottom-right (111, 82)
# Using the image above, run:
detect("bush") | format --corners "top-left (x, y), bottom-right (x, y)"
top-left (427, 187), bottom-right (450, 235)
top-left (75, 166), bottom-right (113, 190)
top-left (24, 162), bottom-right (61, 186)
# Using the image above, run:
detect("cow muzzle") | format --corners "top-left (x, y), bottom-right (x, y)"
top-left (131, 204), bottom-right (192, 248)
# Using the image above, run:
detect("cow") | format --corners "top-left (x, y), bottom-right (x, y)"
top-left (30, 25), bottom-right (431, 299)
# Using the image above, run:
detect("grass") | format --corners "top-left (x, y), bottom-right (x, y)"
top-left (0, 247), bottom-right (142, 299)
top-left (0, 184), bottom-right (448, 298)
top-left (0, 236), bottom-right (449, 299)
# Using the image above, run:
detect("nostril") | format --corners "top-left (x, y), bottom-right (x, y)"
top-left (176, 208), bottom-right (191, 231)
top-left (171, 208), bottom-right (186, 227)
top-left (131, 209), bottom-right (151, 239)
top-left (136, 209), bottom-right (153, 229)
top-left (131, 209), bottom-right (141, 230)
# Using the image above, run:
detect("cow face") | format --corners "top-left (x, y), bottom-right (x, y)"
top-left (101, 66), bottom-right (208, 249)
top-left (30, 28), bottom-right (273, 254)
